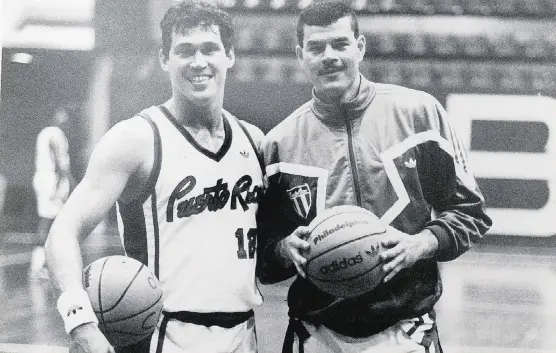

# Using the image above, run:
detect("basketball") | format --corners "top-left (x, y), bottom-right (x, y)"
top-left (304, 206), bottom-right (388, 298)
top-left (82, 255), bottom-right (164, 347)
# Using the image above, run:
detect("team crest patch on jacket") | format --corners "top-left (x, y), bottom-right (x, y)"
top-left (287, 184), bottom-right (312, 218)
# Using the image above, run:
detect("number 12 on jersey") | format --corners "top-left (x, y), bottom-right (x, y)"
top-left (235, 228), bottom-right (256, 259)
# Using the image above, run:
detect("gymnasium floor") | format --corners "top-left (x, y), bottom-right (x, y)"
top-left (1, 231), bottom-right (556, 353)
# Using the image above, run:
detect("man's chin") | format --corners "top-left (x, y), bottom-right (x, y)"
top-left (186, 89), bottom-right (217, 104)
top-left (315, 82), bottom-right (349, 100)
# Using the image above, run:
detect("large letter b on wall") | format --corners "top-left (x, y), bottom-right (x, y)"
top-left (447, 94), bottom-right (556, 237)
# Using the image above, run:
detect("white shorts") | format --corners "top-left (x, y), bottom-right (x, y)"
top-left (116, 311), bottom-right (257, 353)
top-left (289, 314), bottom-right (441, 353)
top-left (33, 172), bottom-right (70, 219)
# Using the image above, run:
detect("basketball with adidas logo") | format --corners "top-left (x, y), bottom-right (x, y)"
top-left (82, 255), bottom-right (163, 347)
top-left (304, 205), bottom-right (388, 298)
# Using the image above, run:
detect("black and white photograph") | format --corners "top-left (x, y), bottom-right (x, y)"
top-left (1, 0), bottom-right (556, 352)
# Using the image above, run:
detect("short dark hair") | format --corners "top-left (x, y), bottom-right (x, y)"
top-left (297, 1), bottom-right (359, 47)
top-left (160, 0), bottom-right (234, 59)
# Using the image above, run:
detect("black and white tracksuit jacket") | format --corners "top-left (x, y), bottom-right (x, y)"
top-left (256, 74), bottom-right (492, 338)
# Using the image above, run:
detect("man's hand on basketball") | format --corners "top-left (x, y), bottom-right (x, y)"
top-left (379, 227), bottom-right (438, 283)
top-left (69, 323), bottom-right (115, 353)
top-left (276, 226), bottom-right (311, 277)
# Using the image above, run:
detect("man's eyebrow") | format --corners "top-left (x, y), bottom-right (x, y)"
top-left (305, 39), bottom-right (325, 47)
top-left (173, 43), bottom-right (194, 50)
top-left (173, 41), bottom-right (221, 50)
top-left (306, 36), bottom-right (352, 46)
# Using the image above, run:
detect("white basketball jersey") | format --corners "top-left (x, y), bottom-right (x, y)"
top-left (116, 106), bottom-right (264, 313)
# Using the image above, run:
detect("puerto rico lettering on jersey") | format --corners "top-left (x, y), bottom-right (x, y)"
top-left (167, 174), bottom-right (263, 222)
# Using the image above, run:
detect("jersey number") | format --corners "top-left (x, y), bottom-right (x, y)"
top-left (235, 228), bottom-right (256, 259)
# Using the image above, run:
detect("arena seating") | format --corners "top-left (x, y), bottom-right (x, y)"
top-left (216, 0), bottom-right (556, 96)
top-left (220, 0), bottom-right (556, 17)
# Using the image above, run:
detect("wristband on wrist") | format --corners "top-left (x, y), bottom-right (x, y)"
top-left (56, 289), bottom-right (98, 334)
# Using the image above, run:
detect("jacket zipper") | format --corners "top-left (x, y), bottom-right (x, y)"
top-left (345, 118), bottom-right (362, 207)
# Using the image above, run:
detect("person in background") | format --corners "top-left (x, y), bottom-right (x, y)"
top-left (30, 106), bottom-right (76, 280)
top-left (256, 1), bottom-right (492, 352)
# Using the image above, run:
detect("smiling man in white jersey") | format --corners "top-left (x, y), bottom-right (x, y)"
top-left (45, 2), bottom-right (264, 353)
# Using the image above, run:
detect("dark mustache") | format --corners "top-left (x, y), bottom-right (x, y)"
top-left (319, 65), bottom-right (344, 74)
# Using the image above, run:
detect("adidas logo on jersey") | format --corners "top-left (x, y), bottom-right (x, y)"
top-left (167, 175), bottom-right (263, 221)
top-left (404, 158), bottom-right (417, 168)
top-left (240, 150), bottom-right (250, 158)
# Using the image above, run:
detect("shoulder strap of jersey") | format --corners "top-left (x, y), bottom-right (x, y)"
top-left (233, 118), bottom-right (264, 173)
top-left (125, 109), bottom-right (162, 204)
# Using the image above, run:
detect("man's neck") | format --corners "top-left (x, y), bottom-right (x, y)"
top-left (315, 74), bottom-right (361, 105)
top-left (169, 97), bottom-right (224, 132)
top-left (165, 97), bottom-right (227, 153)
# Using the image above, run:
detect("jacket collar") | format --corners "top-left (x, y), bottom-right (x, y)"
top-left (310, 74), bottom-right (376, 123)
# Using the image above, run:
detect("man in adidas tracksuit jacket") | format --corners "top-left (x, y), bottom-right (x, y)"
top-left (256, 2), bottom-right (492, 352)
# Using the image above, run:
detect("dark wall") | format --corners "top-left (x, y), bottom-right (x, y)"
top-left (225, 80), bottom-right (312, 133)
top-left (0, 49), bottom-right (92, 232)
top-left (0, 50), bottom-right (92, 185)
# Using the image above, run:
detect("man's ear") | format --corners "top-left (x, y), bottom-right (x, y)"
top-left (226, 46), bottom-right (236, 69)
top-left (357, 34), bottom-right (366, 61)
top-left (159, 48), bottom-right (169, 72)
